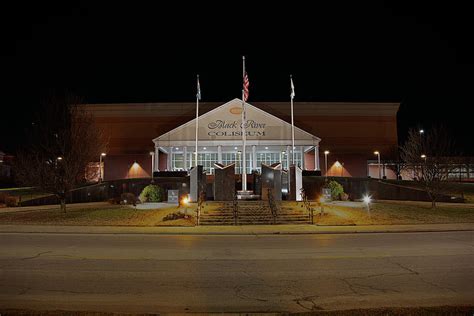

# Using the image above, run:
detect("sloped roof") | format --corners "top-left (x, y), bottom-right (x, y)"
top-left (154, 99), bottom-right (320, 145)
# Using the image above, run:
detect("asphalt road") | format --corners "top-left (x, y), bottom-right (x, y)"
top-left (0, 231), bottom-right (473, 313)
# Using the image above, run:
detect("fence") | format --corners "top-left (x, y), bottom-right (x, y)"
top-left (19, 177), bottom-right (189, 207)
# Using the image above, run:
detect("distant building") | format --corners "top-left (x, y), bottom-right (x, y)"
top-left (85, 99), bottom-right (400, 181)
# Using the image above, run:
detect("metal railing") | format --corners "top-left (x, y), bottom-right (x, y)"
top-left (196, 190), bottom-right (205, 226)
top-left (233, 193), bottom-right (238, 225)
top-left (300, 188), bottom-right (315, 224)
top-left (267, 188), bottom-right (278, 224)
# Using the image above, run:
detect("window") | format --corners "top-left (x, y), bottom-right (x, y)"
top-left (171, 153), bottom-right (184, 170)
top-left (186, 153), bottom-right (218, 174)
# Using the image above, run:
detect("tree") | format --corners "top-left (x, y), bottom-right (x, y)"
top-left (400, 126), bottom-right (457, 208)
top-left (14, 93), bottom-right (106, 212)
top-left (384, 147), bottom-right (407, 180)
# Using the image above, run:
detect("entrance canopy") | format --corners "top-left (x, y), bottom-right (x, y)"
top-left (153, 99), bottom-right (320, 147)
top-left (152, 99), bottom-right (322, 173)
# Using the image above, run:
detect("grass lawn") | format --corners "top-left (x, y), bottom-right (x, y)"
top-left (307, 200), bottom-right (474, 225)
top-left (0, 199), bottom-right (472, 226)
top-left (384, 180), bottom-right (474, 203)
top-left (0, 204), bottom-right (196, 226)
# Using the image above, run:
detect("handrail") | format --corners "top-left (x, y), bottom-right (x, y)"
top-left (196, 190), bottom-right (205, 226)
top-left (300, 188), bottom-right (314, 224)
top-left (233, 193), bottom-right (238, 225)
top-left (267, 188), bottom-right (278, 224)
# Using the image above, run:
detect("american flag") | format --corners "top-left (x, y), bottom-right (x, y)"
top-left (290, 76), bottom-right (295, 99)
top-left (196, 75), bottom-right (201, 100)
top-left (243, 72), bottom-right (249, 102)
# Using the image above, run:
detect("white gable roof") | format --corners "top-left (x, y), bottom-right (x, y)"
top-left (154, 99), bottom-right (320, 147)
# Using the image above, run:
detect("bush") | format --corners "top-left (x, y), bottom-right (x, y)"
top-left (120, 192), bottom-right (137, 205)
top-left (139, 184), bottom-right (163, 203)
top-left (340, 192), bottom-right (349, 201)
top-left (5, 196), bottom-right (19, 207)
top-left (327, 180), bottom-right (344, 200)
top-left (163, 212), bottom-right (187, 221)
top-left (107, 197), bottom-right (121, 205)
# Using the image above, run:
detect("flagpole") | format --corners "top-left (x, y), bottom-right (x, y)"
top-left (241, 56), bottom-right (247, 191)
top-left (290, 75), bottom-right (295, 166)
top-left (195, 74), bottom-right (199, 167)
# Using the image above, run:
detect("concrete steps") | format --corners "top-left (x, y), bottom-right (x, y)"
top-left (199, 201), bottom-right (311, 225)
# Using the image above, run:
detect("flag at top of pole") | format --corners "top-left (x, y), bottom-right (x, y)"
top-left (290, 75), bottom-right (295, 99)
top-left (243, 72), bottom-right (249, 102)
top-left (196, 75), bottom-right (201, 100)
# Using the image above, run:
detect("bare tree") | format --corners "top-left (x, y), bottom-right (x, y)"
top-left (400, 126), bottom-right (457, 208)
top-left (14, 93), bottom-right (106, 212)
top-left (384, 146), bottom-right (407, 180)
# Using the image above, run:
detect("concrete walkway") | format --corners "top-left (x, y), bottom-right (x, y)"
top-left (0, 223), bottom-right (472, 235)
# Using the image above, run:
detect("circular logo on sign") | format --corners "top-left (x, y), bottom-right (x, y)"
top-left (229, 107), bottom-right (243, 115)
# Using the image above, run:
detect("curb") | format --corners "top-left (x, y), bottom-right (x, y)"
top-left (0, 225), bottom-right (473, 236)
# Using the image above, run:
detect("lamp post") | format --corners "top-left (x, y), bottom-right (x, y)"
top-left (419, 129), bottom-right (424, 146)
top-left (374, 151), bottom-right (381, 179)
top-left (324, 150), bottom-right (329, 178)
top-left (150, 151), bottom-right (155, 180)
top-left (420, 154), bottom-right (426, 179)
top-left (99, 153), bottom-right (106, 183)
top-left (363, 195), bottom-right (372, 218)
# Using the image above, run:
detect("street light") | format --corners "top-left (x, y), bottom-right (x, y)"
top-left (99, 153), bottom-right (106, 182)
top-left (150, 151), bottom-right (155, 180)
top-left (419, 129), bottom-right (424, 145)
top-left (363, 194), bottom-right (372, 217)
top-left (324, 150), bottom-right (329, 178)
top-left (181, 194), bottom-right (190, 218)
top-left (374, 151), bottom-right (381, 179)
top-left (420, 154), bottom-right (427, 179)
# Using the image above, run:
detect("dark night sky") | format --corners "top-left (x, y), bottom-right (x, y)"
top-left (1, 1), bottom-right (473, 154)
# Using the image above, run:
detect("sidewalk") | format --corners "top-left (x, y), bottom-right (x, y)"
top-left (0, 223), bottom-right (472, 235)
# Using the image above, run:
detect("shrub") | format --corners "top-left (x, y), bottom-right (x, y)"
top-left (120, 192), bottom-right (137, 205)
top-left (340, 192), bottom-right (349, 201)
top-left (139, 184), bottom-right (163, 203)
top-left (107, 197), bottom-right (121, 205)
top-left (163, 212), bottom-right (187, 221)
top-left (327, 180), bottom-right (344, 200)
top-left (5, 196), bottom-right (19, 207)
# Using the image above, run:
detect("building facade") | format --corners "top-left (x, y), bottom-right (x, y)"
top-left (85, 99), bottom-right (400, 181)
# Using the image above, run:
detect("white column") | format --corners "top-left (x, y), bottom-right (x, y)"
top-left (314, 145), bottom-right (320, 171)
top-left (167, 147), bottom-right (172, 171)
top-left (150, 152), bottom-right (155, 174)
top-left (286, 145), bottom-right (291, 169)
top-left (301, 146), bottom-right (305, 170)
top-left (217, 145), bottom-right (222, 164)
top-left (183, 146), bottom-right (188, 170)
top-left (252, 145), bottom-right (257, 171)
top-left (155, 146), bottom-right (160, 171)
